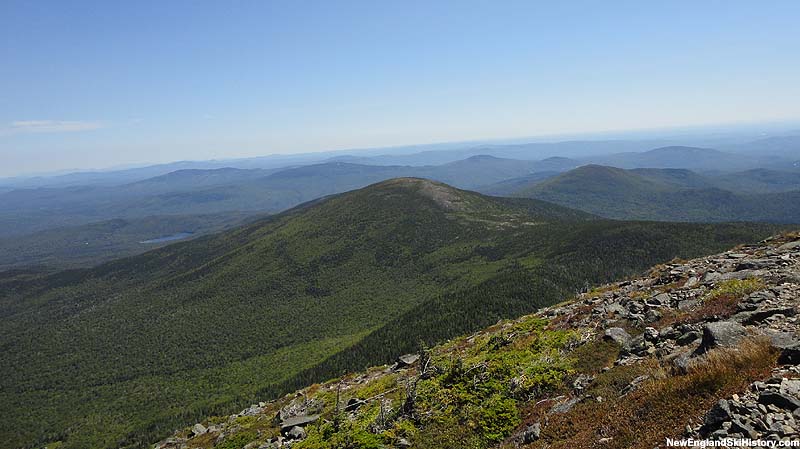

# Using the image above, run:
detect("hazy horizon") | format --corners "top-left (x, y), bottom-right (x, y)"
top-left (0, 118), bottom-right (795, 179)
top-left (2, 1), bottom-right (799, 176)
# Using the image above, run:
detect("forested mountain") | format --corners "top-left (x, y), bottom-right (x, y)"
top-left (123, 168), bottom-right (278, 192)
top-left (419, 155), bottom-right (541, 186)
top-left (507, 165), bottom-right (800, 223)
top-left (712, 168), bottom-right (800, 193)
top-left (476, 171), bottom-right (561, 196)
top-left (0, 156), bottom-right (565, 242)
top-left (0, 178), bottom-right (779, 449)
top-left (628, 167), bottom-right (715, 189)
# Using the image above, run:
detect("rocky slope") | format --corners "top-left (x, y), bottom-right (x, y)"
top-left (153, 232), bottom-right (800, 449)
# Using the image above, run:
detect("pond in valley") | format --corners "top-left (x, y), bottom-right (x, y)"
top-left (139, 232), bottom-right (194, 244)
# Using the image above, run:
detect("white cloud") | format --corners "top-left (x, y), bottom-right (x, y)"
top-left (1, 120), bottom-right (103, 135)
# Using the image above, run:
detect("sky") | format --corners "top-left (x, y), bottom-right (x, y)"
top-left (1, 0), bottom-right (799, 176)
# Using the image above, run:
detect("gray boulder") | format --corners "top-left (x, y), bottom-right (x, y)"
top-left (286, 426), bottom-right (306, 440)
top-left (731, 417), bottom-right (759, 439)
top-left (719, 270), bottom-right (769, 281)
top-left (603, 327), bottom-right (632, 347)
top-left (659, 326), bottom-right (682, 340)
top-left (522, 422), bottom-right (541, 443)
top-left (645, 309), bottom-right (662, 323)
top-left (703, 271), bottom-right (724, 283)
top-left (735, 259), bottom-right (774, 270)
top-left (769, 333), bottom-right (800, 365)
top-left (779, 240), bottom-right (800, 250)
top-left (676, 330), bottom-right (701, 346)
top-left (704, 399), bottom-right (731, 427)
top-left (605, 302), bottom-right (627, 316)
top-left (672, 352), bottom-right (692, 373)
top-left (280, 414), bottom-right (320, 432)
top-left (781, 379), bottom-right (800, 398)
top-left (550, 396), bottom-right (581, 414)
top-left (191, 423), bottom-right (207, 436)
top-left (279, 397), bottom-right (324, 420)
top-left (742, 307), bottom-right (796, 325)
top-left (759, 391), bottom-right (800, 411)
top-left (646, 293), bottom-right (671, 307)
top-left (698, 321), bottom-right (747, 353)
top-left (396, 353), bottom-right (420, 368)
top-left (745, 290), bottom-right (776, 304)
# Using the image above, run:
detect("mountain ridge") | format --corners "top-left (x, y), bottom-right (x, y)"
top-left (507, 165), bottom-right (800, 223)
top-left (0, 157), bottom-right (557, 240)
top-left (0, 178), bottom-right (781, 449)
top-left (586, 145), bottom-right (757, 171)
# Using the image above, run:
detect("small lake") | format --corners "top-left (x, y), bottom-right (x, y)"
top-left (140, 232), bottom-right (194, 244)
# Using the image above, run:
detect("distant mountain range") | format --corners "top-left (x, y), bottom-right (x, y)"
top-left (4, 133), bottom-right (795, 189)
top-left (323, 140), bottom-right (672, 166)
top-left (123, 167), bottom-right (278, 191)
top-left (0, 156), bottom-right (566, 239)
top-left (0, 155), bottom-right (580, 269)
top-left (584, 145), bottom-right (783, 172)
top-left (5, 144), bottom-right (793, 239)
top-left (0, 136), bottom-right (797, 269)
top-left (0, 177), bottom-right (779, 449)
top-left (494, 164), bottom-right (800, 222)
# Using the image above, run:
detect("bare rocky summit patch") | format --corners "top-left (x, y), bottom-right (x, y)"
top-left (377, 177), bottom-right (469, 211)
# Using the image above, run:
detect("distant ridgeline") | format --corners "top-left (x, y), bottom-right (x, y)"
top-left (0, 178), bottom-right (783, 448)
top-left (2, 146), bottom-right (800, 271)
top-left (481, 164), bottom-right (800, 223)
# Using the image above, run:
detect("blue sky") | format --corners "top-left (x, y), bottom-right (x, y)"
top-left (1, 0), bottom-right (799, 176)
